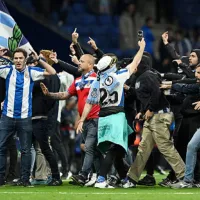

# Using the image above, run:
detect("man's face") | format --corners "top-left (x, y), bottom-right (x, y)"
top-left (195, 67), bottom-right (200, 81)
top-left (189, 52), bottom-right (198, 66)
top-left (13, 52), bottom-right (26, 71)
top-left (78, 55), bottom-right (90, 72)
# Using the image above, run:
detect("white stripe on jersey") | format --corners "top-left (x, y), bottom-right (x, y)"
top-left (6, 68), bottom-right (16, 118)
top-left (21, 71), bottom-right (31, 119)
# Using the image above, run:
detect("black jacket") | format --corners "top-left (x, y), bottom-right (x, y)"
top-left (164, 44), bottom-right (196, 78)
top-left (135, 70), bottom-right (169, 113)
top-left (32, 75), bottom-right (60, 135)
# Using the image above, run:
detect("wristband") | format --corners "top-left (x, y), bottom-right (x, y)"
top-left (37, 57), bottom-right (41, 62)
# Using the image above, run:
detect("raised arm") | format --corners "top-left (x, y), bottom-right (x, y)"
top-left (88, 37), bottom-right (104, 59)
top-left (126, 38), bottom-right (146, 75)
top-left (49, 51), bottom-right (81, 77)
top-left (162, 31), bottom-right (181, 59)
top-left (31, 50), bottom-right (56, 75)
top-left (40, 82), bottom-right (71, 100)
top-left (72, 29), bottom-right (84, 59)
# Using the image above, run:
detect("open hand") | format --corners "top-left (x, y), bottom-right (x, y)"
top-left (192, 101), bottom-right (200, 110)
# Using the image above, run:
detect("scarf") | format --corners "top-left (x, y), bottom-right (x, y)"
top-left (78, 70), bottom-right (94, 90)
top-left (87, 65), bottom-right (119, 105)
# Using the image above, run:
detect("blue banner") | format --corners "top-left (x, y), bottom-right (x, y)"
top-left (0, 0), bottom-right (32, 52)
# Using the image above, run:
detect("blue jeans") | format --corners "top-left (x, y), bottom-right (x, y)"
top-left (0, 115), bottom-right (32, 181)
top-left (184, 128), bottom-right (200, 182)
top-left (80, 118), bottom-right (101, 177)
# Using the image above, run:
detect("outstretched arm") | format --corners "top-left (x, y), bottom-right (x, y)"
top-left (40, 82), bottom-right (71, 100)
top-left (126, 38), bottom-right (146, 75)
top-left (31, 50), bottom-right (56, 75)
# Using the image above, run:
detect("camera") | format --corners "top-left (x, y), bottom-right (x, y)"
top-left (138, 30), bottom-right (143, 41)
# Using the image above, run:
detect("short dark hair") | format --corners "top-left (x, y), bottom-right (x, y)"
top-left (13, 48), bottom-right (28, 58)
top-left (145, 17), bottom-right (153, 24)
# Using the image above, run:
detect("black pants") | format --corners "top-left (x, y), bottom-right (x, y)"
top-left (51, 122), bottom-right (69, 173)
top-left (32, 119), bottom-right (60, 179)
top-left (100, 143), bottom-right (127, 180)
top-left (6, 136), bottom-right (18, 178)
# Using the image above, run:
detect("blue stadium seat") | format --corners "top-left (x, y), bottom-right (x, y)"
top-left (67, 14), bottom-right (83, 26)
top-left (122, 49), bottom-right (137, 58)
top-left (72, 3), bottom-right (87, 13)
top-left (81, 14), bottom-right (97, 25)
top-left (113, 15), bottom-right (119, 26)
top-left (104, 48), bottom-right (123, 58)
top-left (20, 0), bottom-right (35, 12)
top-left (97, 15), bottom-right (112, 25)
top-left (111, 37), bottom-right (119, 48)
top-left (90, 25), bottom-right (109, 36)
top-left (76, 26), bottom-right (92, 36)
top-left (62, 25), bottom-right (75, 34)
top-left (50, 12), bottom-right (59, 24)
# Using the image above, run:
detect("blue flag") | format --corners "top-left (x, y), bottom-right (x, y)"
top-left (0, 0), bottom-right (32, 52)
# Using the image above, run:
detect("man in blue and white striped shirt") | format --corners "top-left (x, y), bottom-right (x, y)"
top-left (0, 48), bottom-right (56, 187)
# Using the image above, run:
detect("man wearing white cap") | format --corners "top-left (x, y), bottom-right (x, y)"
top-left (76, 38), bottom-right (146, 188)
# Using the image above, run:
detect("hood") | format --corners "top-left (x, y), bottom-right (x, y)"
top-left (191, 49), bottom-right (200, 67)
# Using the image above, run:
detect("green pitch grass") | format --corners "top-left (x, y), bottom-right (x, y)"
top-left (0, 174), bottom-right (199, 200)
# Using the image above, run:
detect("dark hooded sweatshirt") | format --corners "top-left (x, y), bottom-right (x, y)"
top-left (135, 56), bottom-right (169, 113)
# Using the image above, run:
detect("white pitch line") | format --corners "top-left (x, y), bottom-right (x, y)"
top-left (0, 192), bottom-right (199, 195)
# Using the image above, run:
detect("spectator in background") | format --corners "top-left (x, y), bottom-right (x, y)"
top-left (99, 0), bottom-right (110, 14)
top-left (51, 0), bottom-right (74, 27)
top-left (119, 3), bottom-right (140, 50)
top-left (141, 17), bottom-right (155, 56)
top-left (191, 26), bottom-right (200, 49)
top-left (171, 29), bottom-right (192, 57)
top-left (32, 0), bottom-right (51, 18)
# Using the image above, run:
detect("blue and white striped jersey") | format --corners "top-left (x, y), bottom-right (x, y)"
top-left (99, 68), bottom-right (130, 108)
top-left (0, 65), bottom-right (45, 119)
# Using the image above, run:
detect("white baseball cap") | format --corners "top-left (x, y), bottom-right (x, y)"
top-left (96, 56), bottom-right (112, 71)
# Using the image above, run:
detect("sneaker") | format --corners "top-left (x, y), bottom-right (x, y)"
top-left (66, 171), bottom-right (73, 180)
top-left (71, 174), bottom-right (86, 186)
top-left (47, 178), bottom-right (62, 186)
top-left (6, 174), bottom-right (17, 183)
top-left (170, 180), bottom-right (194, 189)
top-left (107, 175), bottom-right (119, 188)
top-left (85, 174), bottom-right (97, 187)
top-left (158, 177), bottom-right (174, 187)
top-left (94, 176), bottom-right (114, 189)
top-left (138, 175), bottom-right (156, 186)
top-left (121, 179), bottom-right (136, 188)
top-left (13, 179), bottom-right (34, 187)
top-left (194, 181), bottom-right (200, 188)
